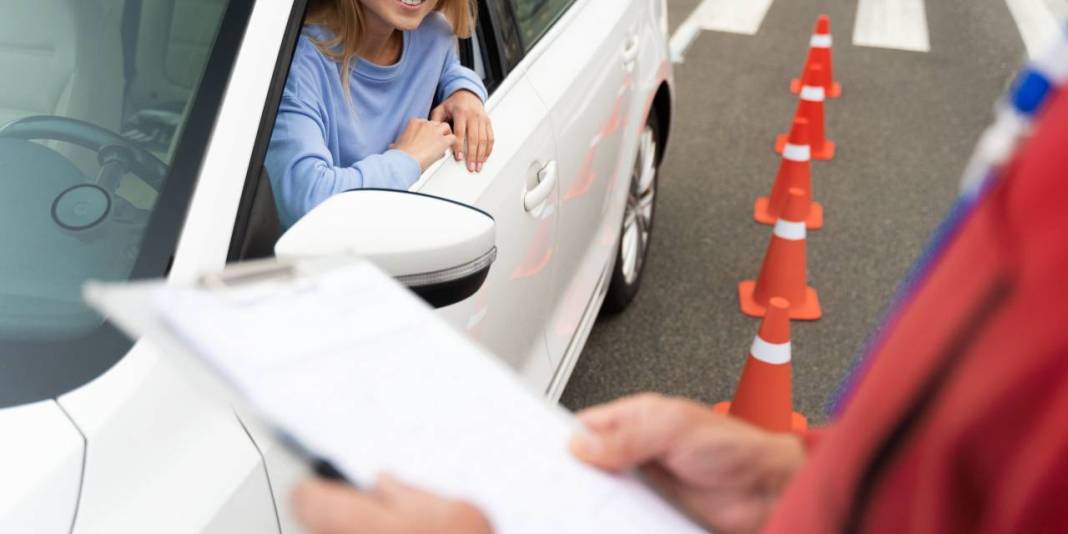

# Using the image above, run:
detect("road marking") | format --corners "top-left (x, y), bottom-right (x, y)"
top-left (689, 0), bottom-right (776, 35)
top-left (670, 0), bottom-right (775, 63)
top-left (853, 0), bottom-right (931, 52)
top-left (1005, 0), bottom-right (1065, 58)
top-left (669, 17), bottom-right (702, 63)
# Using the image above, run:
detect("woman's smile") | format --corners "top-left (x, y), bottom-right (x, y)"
top-left (361, 0), bottom-right (438, 31)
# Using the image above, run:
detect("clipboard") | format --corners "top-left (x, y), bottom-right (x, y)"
top-left (85, 256), bottom-right (359, 482)
top-left (85, 255), bottom-right (707, 533)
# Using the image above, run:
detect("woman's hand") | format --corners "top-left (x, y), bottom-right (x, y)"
top-left (571, 393), bottom-right (805, 534)
top-left (431, 89), bottom-right (494, 173)
top-left (292, 474), bottom-right (493, 534)
top-left (392, 118), bottom-right (457, 172)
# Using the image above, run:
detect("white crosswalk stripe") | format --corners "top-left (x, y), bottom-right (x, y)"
top-left (687, 0), bottom-right (775, 35)
top-left (853, 0), bottom-right (931, 52)
top-left (1005, 0), bottom-right (1066, 58)
top-left (669, 0), bottom-right (1065, 64)
top-left (670, 0), bottom-right (775, 62)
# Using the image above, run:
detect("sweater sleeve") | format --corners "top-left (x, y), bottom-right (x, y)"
top-left (435, 42), bottom-right (488, 104)
top-left (265, 53), bottom-right (421, 229)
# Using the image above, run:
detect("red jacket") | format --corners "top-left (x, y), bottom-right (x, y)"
top-left (764, 90), bottom-right (1068, 534)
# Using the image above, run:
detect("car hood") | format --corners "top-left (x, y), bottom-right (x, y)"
top-left (0, 399), bottom-right (83, 533)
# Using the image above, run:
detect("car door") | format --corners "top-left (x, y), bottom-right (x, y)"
top-left (416, 3), bottom-right (560, 390)
top-left (513, 0), bottom-right (644, 365)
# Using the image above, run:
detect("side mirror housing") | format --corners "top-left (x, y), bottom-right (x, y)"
top-left (274, 190), bottom-right (496, 308)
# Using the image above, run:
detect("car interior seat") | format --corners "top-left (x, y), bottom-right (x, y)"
top-left (119, 0), bottom-right (228, 163)
top-left (0, 0), bottom-right (125, 163)
top-left (126, 0), bottom-right (228, 120)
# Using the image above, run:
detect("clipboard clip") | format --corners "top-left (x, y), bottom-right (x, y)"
top-left (194, 255), bottom-right (367, 307)
top-left (197, 258), bottom-right (299, 290)
top-left (197, 255), bottom-right (364, 291)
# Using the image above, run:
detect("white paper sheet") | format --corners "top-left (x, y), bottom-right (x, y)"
top-left (92, 259), bottom-right (705, 533)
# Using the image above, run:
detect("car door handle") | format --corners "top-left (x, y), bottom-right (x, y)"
top-left (622, 34), bottom-right (640, 66)
top-left (524, 161), bottom-right (558, 212)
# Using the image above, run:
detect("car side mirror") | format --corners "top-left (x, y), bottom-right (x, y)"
top-left (274, 190), bottom-right (496, 308)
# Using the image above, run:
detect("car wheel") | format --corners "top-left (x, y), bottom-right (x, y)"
top-left (603, 111), bottom-right (660, 313)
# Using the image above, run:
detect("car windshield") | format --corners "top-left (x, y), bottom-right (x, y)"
top-left (0, 0), bottom-right (249, 407)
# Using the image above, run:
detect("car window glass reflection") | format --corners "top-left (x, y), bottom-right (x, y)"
top-left (0, 0), bottom-right (229, 341)
top-left (509, 0), bottom-right (576, 50)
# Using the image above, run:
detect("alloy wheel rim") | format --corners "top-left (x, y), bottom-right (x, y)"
top-left (620, 126), bottom-right (657, 285)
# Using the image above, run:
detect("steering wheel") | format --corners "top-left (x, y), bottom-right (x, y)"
top-left (0, 115), bottom-right (168, 188)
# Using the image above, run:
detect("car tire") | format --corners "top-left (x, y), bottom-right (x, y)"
top-left (602, 110), bottom-right (661, 314)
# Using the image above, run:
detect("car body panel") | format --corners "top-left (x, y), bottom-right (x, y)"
top-left (532, 0), bottom-right (675, 397)
top-left (524, 0), bottom-right (642, 364)
top-left (416, 74), bottom-right (559, 390)
top-left (58, 344), bottom-right (278, 533)
top-left (0, 400), bottom-right (82, 534)
top-left (239, 414), bottom-right (309, 533)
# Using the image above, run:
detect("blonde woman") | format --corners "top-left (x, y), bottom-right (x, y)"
top-left (266, 0), bottom-right (493, 228)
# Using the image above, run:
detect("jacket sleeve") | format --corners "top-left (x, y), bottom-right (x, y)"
top-left (796, 426), bottom-right (828, 453)
top-left (265, 54), bottom-right (420, 228)
top-left (436, 42), bottom-right (488, 104)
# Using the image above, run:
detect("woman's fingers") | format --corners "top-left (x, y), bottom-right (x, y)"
top-left (429, 104), bottom-right (449, 123)
top-left (484, 119), bottom-right (495, 165)
top-left (476, 118), bottom-right (491, 171)
top-left (466, 118), bottom-right (482, 173)
top-left (434, 121), bottom-right (455, 156)
top-left (426, 99), bottom-right (493, 172)
top-left (448, 112), bottom-right (466, 161)
top-left (444, 133), bottom-right (458, 156)
top-left (434, 120), bottom-right (452, 136)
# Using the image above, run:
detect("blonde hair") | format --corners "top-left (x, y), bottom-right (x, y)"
top-left (306, 0), bottom-right (476, 97)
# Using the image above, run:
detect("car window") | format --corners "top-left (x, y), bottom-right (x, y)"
top-left (509, 0), bottom-right (577, 50)
top-left (228, 0), bottom-right (524, 265)
top-left (0, 0), bottom-right (252, 407)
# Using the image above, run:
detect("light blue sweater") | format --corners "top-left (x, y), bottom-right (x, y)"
top-left (265, 15), bottom-right (487, 228)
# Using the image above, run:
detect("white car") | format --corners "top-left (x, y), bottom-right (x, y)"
top-left (0, 0), bottom-right (674, 531)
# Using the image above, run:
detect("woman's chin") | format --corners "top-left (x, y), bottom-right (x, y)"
top-left (392, 17), bottom-right (425, 31)
top-left (385, 0), bottom-right (434, 29)
top-left (361, 0), bottom-right (436, 31)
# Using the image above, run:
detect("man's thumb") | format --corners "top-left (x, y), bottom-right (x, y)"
top-left (570, 426), bottom-right (656, 472)
top-left (570, 394), bottom-right (699, 472)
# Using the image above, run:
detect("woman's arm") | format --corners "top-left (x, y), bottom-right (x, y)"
top-left (265, 96), bottom-right (421, 228)
top-left (436, 43), bottom-right (487, 104)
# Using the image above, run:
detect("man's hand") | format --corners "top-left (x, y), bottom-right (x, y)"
top-left (571, 393), bottom-right (805, 534)
top-left (292, 474), bottom-right (492, 534)
top-left (431, 90), bottom-right (494, 173)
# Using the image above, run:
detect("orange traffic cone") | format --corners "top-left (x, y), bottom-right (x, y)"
top-left (739, 188), bottom-right (822, 320)
top-left (755, 116), bottom-right (823, 229)
top-left (776, 64), bottom-right (835, 161)
top-left (790, 15), bottom-right (842, 98)
top-left (713, 297), bottom-right (807, 432)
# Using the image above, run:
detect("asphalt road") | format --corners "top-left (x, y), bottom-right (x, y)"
top-left (560, 0), bottom-right (1029, 420)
